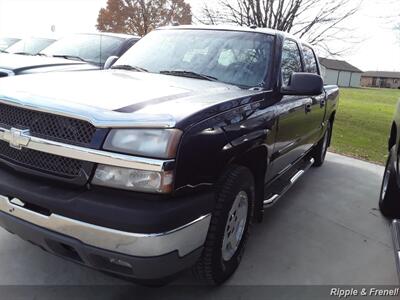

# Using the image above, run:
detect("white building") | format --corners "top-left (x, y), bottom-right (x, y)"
top-left (319, 58), bottom-right (363, 87)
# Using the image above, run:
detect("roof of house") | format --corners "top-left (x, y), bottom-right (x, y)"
top-left (319, 57), bottom-right (363, 73)
top-left (361, 71), bottom-right (400, 79)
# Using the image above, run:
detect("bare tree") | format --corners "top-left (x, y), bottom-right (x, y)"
top-left (394, 10), bottom-right (400, 41)
top-left (197, 0), bottom-right (362, 55)
top-left (377, 0), bottom-right (400, 41)
top-left (97, 0), bottom-right (192, 36)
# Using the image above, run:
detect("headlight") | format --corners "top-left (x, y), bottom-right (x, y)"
top-left (92, 165), bottom-right (173, 193)
top-left (103, 129), bottom-right (182, 159)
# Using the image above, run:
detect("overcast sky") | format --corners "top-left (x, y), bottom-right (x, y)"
top-left (0, 0), bottom-right (399, 71)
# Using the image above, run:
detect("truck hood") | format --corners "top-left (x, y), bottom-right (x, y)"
top-left (0, 53), bottom-right (96, 74)
top-left (0, 70), bottom-right (262, 128)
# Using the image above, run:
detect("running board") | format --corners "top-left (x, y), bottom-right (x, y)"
top-left (263, 158), bottom-right (314, 207)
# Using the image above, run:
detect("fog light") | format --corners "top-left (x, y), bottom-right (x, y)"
top-left (92, 164), bottom-right (173, 193)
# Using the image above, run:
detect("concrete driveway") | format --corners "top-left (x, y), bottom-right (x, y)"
top-left (0, 153), bottom-right (397, 288)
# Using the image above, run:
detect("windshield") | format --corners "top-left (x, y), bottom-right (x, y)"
top-left (40, 34), bottom-right (125, 65)
top-left (116, 29), bottom-right (274, 88)
top-left (7, 38), bottom-right (56, 55)
top-left (0, 38), bottom-right (20, 51)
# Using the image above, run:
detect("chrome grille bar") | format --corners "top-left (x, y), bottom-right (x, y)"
top-left (0, 127), bottom-right (171, 172)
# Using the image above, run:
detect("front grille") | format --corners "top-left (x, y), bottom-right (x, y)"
top-left (0, 103), bottom-right (98, 181)
top-left (0, 140), bottom-right (82, 177)
top-left (0, 103), bottom-right (96, 146)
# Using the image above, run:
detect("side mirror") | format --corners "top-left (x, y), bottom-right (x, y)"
top-left (281, 73), bottom-right (324, 96)
top-left (104, 56), bottom-right (119, 70)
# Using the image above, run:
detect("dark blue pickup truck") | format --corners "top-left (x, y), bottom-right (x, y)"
top-left (0, 25), bottom-right (338, 285)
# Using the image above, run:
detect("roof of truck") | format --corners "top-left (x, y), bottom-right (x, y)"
top-left (157, 25), bottom-right (309, 45)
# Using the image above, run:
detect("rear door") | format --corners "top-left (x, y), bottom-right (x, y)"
top-left (301, 44), bottom-right (326, 145)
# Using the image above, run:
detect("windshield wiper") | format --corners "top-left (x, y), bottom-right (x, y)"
top-left (35, 53), bottom-right (47, 56)
top-left (0, 50), bottom-right (8, 54)
top-left (111, 65), bottom-right (148, 72)
top-left (13, 52), bottom-right (33, 56)
top-left (52, 54), bottom-right (86, 62)
top-left (159, 70), bottom-right (218, 82)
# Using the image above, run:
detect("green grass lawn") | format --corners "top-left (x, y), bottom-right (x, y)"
top-left (331, 87), bottom-right (400, 165)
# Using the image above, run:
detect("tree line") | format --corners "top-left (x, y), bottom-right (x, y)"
top-left (98, 0), bottom-right (394, 53)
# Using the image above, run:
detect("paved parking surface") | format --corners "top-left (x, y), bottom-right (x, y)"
top-left (0, 153), bottom-right (397, 286)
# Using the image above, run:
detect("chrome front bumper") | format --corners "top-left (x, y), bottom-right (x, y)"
top-left (0, 195), bottom-right (211, 257)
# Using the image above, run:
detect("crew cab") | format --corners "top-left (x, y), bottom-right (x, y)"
top-left (0, 32), bottom-right (139, 77)
top-left (0, 26), bottom-right (338, 284)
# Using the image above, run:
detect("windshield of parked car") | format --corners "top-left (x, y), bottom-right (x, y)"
top-left (116, 29), bottom-right (274, 88)
top-left (7, 38), bottom-right (56, 55)
top-left (0, 38), bottom-right (21, 51)
top-left (40, 34), bottom-right (125, 65)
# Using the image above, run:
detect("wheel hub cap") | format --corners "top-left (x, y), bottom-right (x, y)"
top-left (221, 191), bottom-right (249, 261)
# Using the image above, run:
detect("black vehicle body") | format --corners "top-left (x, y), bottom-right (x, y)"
top-left (0, 26), bottom-right (339, 283)
top-left (381, 109), bottom-right (400, 280)
top-left (379, 100), bottom-right (400, 219)
top-left (0, 33), bottom-right (139, 78)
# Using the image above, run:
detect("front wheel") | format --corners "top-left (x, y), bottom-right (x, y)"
top-left (312, 122), bottom-right (331, 167)
top-left (193, 165), bottom-right (255, 285)
top-left (379, 147), bottom-right (400, 219)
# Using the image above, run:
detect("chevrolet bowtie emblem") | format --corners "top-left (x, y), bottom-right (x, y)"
top-left (0, 127), bottom-right (31, 150)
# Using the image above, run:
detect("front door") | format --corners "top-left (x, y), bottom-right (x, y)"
top-left (268, 39), bottom-right (311, 177)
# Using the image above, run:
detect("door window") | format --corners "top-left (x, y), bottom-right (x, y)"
top-left (281, 40), bottom-right (302, 86)
top-left (302, 45), bottom-right (318, 74)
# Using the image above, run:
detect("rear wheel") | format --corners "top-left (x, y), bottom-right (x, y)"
top-left (193, 165), bottom-right (255, 285)
top-left (313, 122), bottom-right (331, 167)
top-left (379, 147), bottom-right (400, 219)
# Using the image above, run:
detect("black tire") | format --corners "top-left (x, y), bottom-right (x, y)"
top-left (312, 122), bottom-right (331, 167)
top-left (379, 146), bottom-right (400, 219)
top-left (193, 165), bottom-right (255, 285)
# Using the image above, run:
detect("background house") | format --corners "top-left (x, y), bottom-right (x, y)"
top-left (361, 71), bottom-right (400, 89)
top-left (319, 58), bottom-right (363, 87)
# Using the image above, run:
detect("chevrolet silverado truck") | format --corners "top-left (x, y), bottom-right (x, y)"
top-left (0, 26), bottom-right (339, 284)
top-left (0, 33), bottom-right (139, 77)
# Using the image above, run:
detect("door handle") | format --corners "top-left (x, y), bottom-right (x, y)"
top-left (305, 103), bottom-right (312, 113)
